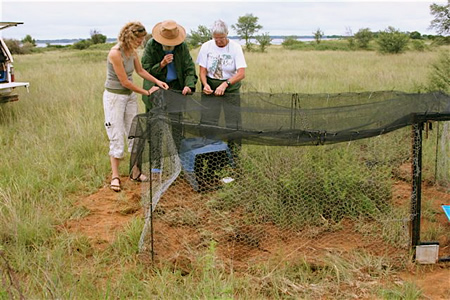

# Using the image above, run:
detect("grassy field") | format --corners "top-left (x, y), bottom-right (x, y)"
top-left (0, 44), bottom-right (449, 298)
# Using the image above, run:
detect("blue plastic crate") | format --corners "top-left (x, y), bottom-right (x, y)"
top-left (179, 138), bottom-right (233, 191)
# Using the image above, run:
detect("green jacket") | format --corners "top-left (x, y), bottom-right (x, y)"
top-left (141, 39), bottom-right (197, 110)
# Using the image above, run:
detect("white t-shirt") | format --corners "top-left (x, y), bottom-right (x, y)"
top-left (196, 39), bottom-right (247, 80)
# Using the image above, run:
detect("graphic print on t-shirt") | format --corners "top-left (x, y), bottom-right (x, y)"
top-left (208, 53), bottom-right (232, 79)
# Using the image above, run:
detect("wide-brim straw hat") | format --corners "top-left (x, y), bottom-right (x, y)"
top-left (152, 20), bottom-right (186, 46)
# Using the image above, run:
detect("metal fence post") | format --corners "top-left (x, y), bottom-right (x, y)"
top-left (411, 121), bottom-right (423, 248)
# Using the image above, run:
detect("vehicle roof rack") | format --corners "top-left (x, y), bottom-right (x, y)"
top-left (0, 22), bottom-right (24, 31)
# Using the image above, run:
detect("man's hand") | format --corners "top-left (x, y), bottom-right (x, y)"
top-left (182, 86), bottom-right (192, 95)
top-left (161, 54), bottom-right (174, 68)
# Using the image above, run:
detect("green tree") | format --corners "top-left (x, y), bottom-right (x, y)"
top-left (90, 29), bottom-right (107, 44)
top-left (354, 28), bottom-right (373, 49)
top-left (21, 34), bottom-right (36, 47)
top-left (376, 26), bottom-right (410, 54)
top-left (188, 25), bottom-right (211, 48)
top-left (73, 39), bottom-right (93, 50)
top-left (429, 1), bottom-right (450, 35)
top-left (409, 31), bottom-right (422, 39)
top-left (313, 28), bottom-right (324, 44)
top-left (255, 32), bottom-right (272, 52)
top-left (4, 39), bottom-right (23, 54)
top-left (231, 13), bottom-right (263, 51)
top-left (3, 38), bottom-right (33, 54)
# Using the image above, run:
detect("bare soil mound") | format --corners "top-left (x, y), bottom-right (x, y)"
top-left (63, 177), bottom-right (450, 299)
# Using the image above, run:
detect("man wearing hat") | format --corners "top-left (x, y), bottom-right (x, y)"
top-left (142, 20), bottom-right (197, 152)
top-left (141, 20), bottom-right (197, 111)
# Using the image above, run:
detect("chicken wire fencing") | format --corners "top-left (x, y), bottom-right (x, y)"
top-left (129, 90), bottom-right (450, 269)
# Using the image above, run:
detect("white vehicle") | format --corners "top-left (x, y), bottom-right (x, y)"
top-left (0, 22), bottom-right (29, 103)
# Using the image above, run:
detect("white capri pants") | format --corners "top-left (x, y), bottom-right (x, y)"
top-left (103, 90), bottom-right (138, 159)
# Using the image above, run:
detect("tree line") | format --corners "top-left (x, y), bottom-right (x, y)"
top-left (4, 1), bottom-right (450, 55)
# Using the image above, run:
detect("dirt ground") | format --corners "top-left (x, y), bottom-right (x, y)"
top-left (64, 176), bottom-right (450, 299)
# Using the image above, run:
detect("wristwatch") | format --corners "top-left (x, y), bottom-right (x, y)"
top-left (226, 80), bottom-right (232, 86)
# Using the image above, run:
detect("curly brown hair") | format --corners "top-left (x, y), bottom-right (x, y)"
top-left (118, 21), bottom-right (147, 55)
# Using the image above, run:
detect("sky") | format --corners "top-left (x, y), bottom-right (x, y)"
top-left (0, 0), bottom-right (447, 41)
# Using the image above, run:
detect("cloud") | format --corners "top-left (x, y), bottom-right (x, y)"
top-left (1, 1), bottom-right (443, 40)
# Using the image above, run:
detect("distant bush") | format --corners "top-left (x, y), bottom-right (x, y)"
top-left (3, 38), bottom-right (34, 54)
top-left (21, 34), bottom-right (36, 47)
top-left (72, 39), bottom-right (93, 50)
top-left (410, 40), bottom-right (427, 52)
top-left (354, 28), bottom-right (373, 49)
top-left (255, 32), bottom-right (272, 52)
top-left (90, 30), bottom-right (107, 45)
top-left (281, 36), bottom-right (303, 48)
top-left (20, 42), bottom-right (35, 54)
top-left (4, 39), bottom-right (22, 54)
top-left (346, 36), bottom-right (355, 49)
top-left (313, 28), bottom-right (324, 44)
top-left (409, 31), bottom-right (422, 40)
top-left (376, 26), bottom-right (410, 54)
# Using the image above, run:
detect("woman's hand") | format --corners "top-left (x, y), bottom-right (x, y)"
top-left (203, 84), bottom-right (213, 95)
top-left (157, 80), bottom-right (169, 90)
top-left (214, 82), bottom-right (228, 96)
top-left (149, 86), bottom-right (160, 95)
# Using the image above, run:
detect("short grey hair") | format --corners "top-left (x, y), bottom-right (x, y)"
top-left (211, 20), bottom-right (228, 35)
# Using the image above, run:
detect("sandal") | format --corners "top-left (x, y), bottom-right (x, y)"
top-left (130, 173), bottom-right (149, 182)
top-left (110, 177), bottom-right (121, 192)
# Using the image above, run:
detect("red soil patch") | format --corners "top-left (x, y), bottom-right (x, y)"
top-left (64, 176), bottom-right (143, 250)
top-left (63, 176), bottom-right (450, 298)
top-left (400, 265), bottom-right (450, 300)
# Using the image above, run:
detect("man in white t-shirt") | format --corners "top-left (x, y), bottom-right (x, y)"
top-left (196, 19), bottom-right (247, 149)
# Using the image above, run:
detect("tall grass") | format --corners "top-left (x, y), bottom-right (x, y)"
top-left (0, 50), bottom-right (115, 297)
top-left (214, 144), bottom-right (393, 227)
top-left (1, 45), bottom-right (446, 298)
top-left (244, 46), bottom-right (443, 93)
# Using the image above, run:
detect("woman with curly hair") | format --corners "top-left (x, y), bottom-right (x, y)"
top-left (104, 21), bottom-right (168, 192)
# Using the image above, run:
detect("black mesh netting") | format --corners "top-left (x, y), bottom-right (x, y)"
top-left (128, 90), bottom-right (450, 267)
top-left (130, 90), bottom-right (450, 150)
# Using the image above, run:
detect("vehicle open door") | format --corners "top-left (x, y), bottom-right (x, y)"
top-left (0, 22), bottom-right (30, 103)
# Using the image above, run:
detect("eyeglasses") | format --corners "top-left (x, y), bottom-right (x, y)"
top-left (133, 27), bottom-right (146, 34)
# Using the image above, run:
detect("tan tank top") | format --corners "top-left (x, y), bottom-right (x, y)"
top-left (104, 46), bottom-right (134, 91)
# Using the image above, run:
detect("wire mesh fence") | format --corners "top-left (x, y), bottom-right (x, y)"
top-left (129, 90), bottom-right (450, 269)
top-left (136, 131), bottom-right (417, 268)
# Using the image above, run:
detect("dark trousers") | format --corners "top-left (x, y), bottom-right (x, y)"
top-left (200, 77), bottom-right (242, 161)
top-left (200, 93), bottom-right (241, 130)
